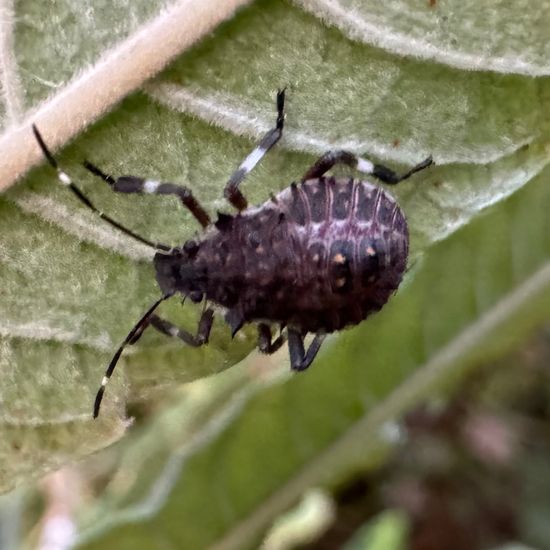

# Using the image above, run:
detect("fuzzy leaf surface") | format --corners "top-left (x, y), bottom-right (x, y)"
top-left (0, 0), bottom-right (549, 494)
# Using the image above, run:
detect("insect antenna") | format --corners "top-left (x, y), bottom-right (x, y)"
top-left (93, 293), bottom-right (173, 418)
top-left (32, 125), bottom-right (171, 251)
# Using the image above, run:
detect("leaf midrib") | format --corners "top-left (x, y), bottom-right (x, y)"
top-left (0, 0), bottom-right (253, 193)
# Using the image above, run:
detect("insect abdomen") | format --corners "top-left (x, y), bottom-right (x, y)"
top-left (276, 177), bottom-right (409, 332)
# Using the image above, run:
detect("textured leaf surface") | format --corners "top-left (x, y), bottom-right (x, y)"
top-left (152, 1), bottom-right (550, 165)
top-left (293, 0), bottom-right (550, 76)
top-left (14, 0), bottom-right (165, 110)
top-left (1, 0), bottom-right (549, 504)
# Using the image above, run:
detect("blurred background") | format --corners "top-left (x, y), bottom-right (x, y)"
top-left (1, 0), bottom-right (549, 548)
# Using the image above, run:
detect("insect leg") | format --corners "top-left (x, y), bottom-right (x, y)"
top-left (93, 293), bottom-right (172, 418)
top-left (257, 323), bottom-right (286, 354)
top-left (148, 308), bottom-right (214, 346)
top-left (301, 150), bottom-right (433, 185)
top-left (84, 162), bottom-right (211, 228)
top-left (287, 329), bottom-right (326, 371)
top-left (224, 89), bottom-right (286, 211)
top-left (32, 125), bottom-right (171, 252)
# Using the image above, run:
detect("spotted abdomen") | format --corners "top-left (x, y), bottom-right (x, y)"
top-left (275, 176), bottom-right (409, 332)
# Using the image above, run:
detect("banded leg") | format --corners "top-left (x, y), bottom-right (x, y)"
top-left (224, 89), bottom-right (286, 211)
top-left (93, 293), bottom-right (172, 418)
top-left (148, 308), bottom-right (214, 347)
top-left (258, 323), bottom-right (286, 354)
top-left (32, 125), bottom-right (171, 252)
top-left (287, 329), bottom-right (326, 371)
top-left (302, 150), bottom-right (433, 184)
top-left (84, 162), bottom-right (211, 228)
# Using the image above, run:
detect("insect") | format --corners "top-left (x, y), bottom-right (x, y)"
top-left (32, 90), bottom-right (433, 418)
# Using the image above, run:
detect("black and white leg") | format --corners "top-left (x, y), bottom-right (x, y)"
top-left (301, 150), bottom-right (433, 184)
top-left (83, 162), bottom-right (211, 228)
top-left (224, 89), bottom-right (286, 211)
top-left (32, 125), bottom-right (172, 252)
top-left (257, 323), bottom-right (286, 354)
top-left (93, 299), bottom-right (213, 418)
top-left (287, 328), bottom-right (326, 371)
top-left (148, 308), bottom-right (214, 347)
top-left (93, 293), bottom-right (173, 418)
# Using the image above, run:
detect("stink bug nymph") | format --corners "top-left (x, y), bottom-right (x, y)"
top-left (32, 90), bottom-right (433, 418)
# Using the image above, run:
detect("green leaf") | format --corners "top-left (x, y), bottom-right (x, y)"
top-left (152, 0), bottom-right (549, 165)
top-left (15, 0), bottom-right (164, 108)
top-left (1, 0), bottom-right (549, 501)
top-left (293, 0), bottom-right (550, 76)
